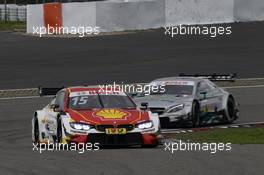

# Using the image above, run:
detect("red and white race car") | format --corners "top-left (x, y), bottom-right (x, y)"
top-left (32, 86), bottom-right (160, 147)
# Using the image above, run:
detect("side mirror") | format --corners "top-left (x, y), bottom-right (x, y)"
top-left (129, 92), bottom-right (139, 98)
top-left (138, 93), bottom-right (145, 97)
top-left (199, 91), bottom-right (207, 100)
top-left (141, 102), bottom-right (149, 110)
top-left (51, 104), bottom-right (60, 112)
top-left (130, 92), bottom-right (145, 98)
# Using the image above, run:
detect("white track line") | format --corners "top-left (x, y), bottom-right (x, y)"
top-left (238, 77), bottom-right (264, 81)
top-left (0, 96), bottom-right (52, 100)
top-left (223, 84), bottom-right (264, 89)
top-left (161, 121), bottom-right (264, 134)
top-left (1, 79), bottom-right (264, 100)
top-left (0, 88), bottom-right (36, 91)
top-left (1, 84), bottom-right (264, 100)
top-left (231, 121), bottom-right (264, 125)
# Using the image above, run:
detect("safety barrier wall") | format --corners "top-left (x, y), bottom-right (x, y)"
top-left (27, 0), bottom-right (264, 33)
top-left (234, 0), bottom-right (264, 22)
top-left (96, 1), bottom-right (165, 32)
top-left (165, 0), bottom-right (234, 26)
top-left (62, 2), bottom-right (96, 29)
top-left (27, 4), bottom-right (43, 33)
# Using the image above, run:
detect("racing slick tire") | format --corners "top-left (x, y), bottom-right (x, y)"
top-left (56, 116), bottom-right (69, 147)
top-left (56, 117), bottom-right (63, 143)
top-left (223, 96), bottom-right (237, 124)
top-left (191, 101), bottom-right (200, 128)
top-left (33, 116), bottom-right (40, 143)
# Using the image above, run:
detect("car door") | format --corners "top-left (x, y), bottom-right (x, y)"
top-left (196, 80), bottom-right (221, 114)
top-left (207, 80), bottom-right (224, 112)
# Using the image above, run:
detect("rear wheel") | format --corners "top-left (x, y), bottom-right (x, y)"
top-left (191, 101), bottom-right (200, 127)
top-left (223, 96), bottom-right (236, 123)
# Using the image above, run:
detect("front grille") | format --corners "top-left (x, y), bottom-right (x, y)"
top-left (149, 108), bottom-right (166, 115)
top-left (88, 133), bottom-right (142, 146)
top-left (96, 124), bottom-right (134, 132)
top-left (96, 125), bottom-right (114, 132)
top-left (117, 124), bottom-right (134, 131)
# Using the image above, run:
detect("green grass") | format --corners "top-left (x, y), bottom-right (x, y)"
top-left (0, 21), bottom-right (26, 31)
top-left (167, 127), bottom-right (264, 144)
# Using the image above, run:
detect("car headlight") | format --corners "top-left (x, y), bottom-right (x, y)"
top-left (70, 122), bottom-right (91, 131)
top-left (136, 121), bottom-right (153, 129)
top-left (166, 104), bottom-right (185, 113)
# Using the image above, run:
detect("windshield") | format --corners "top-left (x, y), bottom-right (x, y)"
top-left (69, 93), bottom-right (136, 109)
top-left (150, 85), bottom-right (193, 95)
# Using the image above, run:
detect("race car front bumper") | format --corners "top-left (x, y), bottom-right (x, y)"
top-left (65, 133), bottom-right (159, 146)
top-left (61, 115), bottom-right (160, 146)
top-left (89, 133), bottom-right (158, 146)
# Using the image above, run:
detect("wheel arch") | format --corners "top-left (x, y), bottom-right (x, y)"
top-left (222, 93), bottom-right (236, 110)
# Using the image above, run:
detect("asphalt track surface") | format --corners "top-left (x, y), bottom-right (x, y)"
top-left (1, 21), bottom-right (264, 175)
top-left (0, 87), bottom-right (263, 175)
top-left (0, 22), bottom-right (264, 89)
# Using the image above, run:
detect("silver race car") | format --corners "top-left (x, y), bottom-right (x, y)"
top-left (133, 74), bottom-right (239, 127)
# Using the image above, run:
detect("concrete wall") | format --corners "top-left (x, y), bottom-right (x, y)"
top-left (62, 2), bottom-right (96, 28)
top-left (27, 4), bottom-right (44, 33)
top-left (96, 0), bottom-right (165, 32)
top-left (27, 0), bottom-right (264, 33)
top-left (234, 0), bottom-right (264, 22)
top-left (165, 0), bottom-right (234, 26)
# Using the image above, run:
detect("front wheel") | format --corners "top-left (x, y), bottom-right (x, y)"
top-left (191, 101), bottom-right (200, 128)
top-left (57, 117), bottom-right (63, 143)
top-left (34, 117), bottom-right (40, 143)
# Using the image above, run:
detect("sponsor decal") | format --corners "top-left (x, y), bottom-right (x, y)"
top-left (163, 81), bottom-right (195, 86)
top-left (94, 109), bottom-right (129, 120)
top-left (69, 91), bottom-right (125, 97)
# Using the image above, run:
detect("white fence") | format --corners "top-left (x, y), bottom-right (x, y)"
top-left (0, 4), bottom-right (26, 21)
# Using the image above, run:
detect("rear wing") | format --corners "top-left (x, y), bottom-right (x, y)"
top-left (38, 86), bottom-right (64, 96)
top-left (178, 73), bottom-right (237, 82)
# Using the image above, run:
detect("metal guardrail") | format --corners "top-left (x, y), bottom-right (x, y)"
top-left (0, 6), bottom-right (26, 21)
